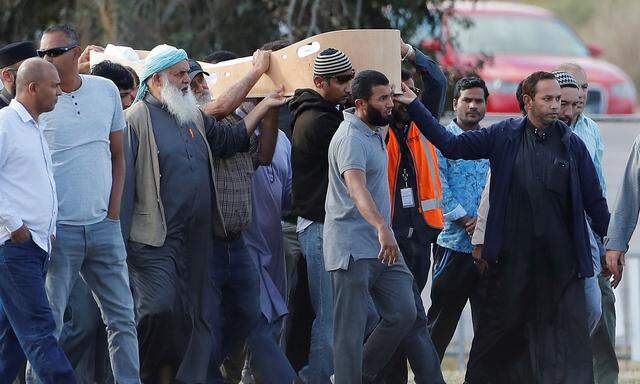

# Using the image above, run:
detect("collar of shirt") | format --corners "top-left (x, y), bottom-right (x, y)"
top-left (571, 113), bottom-right (585, 131)
top-left (9, 99), bottom-right (37, 126)
top-left (343, 107), bottom-right (384, 137)
top-left (144, 93), bottom-right (166, 110)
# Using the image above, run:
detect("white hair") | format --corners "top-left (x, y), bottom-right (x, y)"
top-left (194, 88), bottom-right (212, 108)
top-left (159, 72), bottom-right (200, 126)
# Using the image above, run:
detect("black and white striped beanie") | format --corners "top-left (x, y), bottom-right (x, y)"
top-left (552, 71), bottom-right (579, 89)
top-left (313, 48), bottom-right (353, 77)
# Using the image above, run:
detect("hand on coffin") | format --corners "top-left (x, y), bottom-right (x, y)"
top-left (400, 38), bottom-right (416, 61)
top-left (261, 85), bottom-right (290, 108)
top-left (78, 45), bottom-right (105, 74)
top-left (393, 82), bottom-right (418, 105)
top-left (252, 49), bottom-right (272, 75)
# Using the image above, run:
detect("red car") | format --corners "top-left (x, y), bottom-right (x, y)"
top-left (416, 1), bottom-right (637, 114)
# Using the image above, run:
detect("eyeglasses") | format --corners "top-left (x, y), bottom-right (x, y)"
top-left (325, 73), bottom-right (355, 84)
top-left (37, 45), bottom-right (78, 58)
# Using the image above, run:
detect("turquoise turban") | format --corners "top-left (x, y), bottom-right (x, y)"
top-left (135, 44), bottom-right (188, 101)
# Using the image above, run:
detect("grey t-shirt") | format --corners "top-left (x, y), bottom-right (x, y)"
top-left (323, 108), bottom-right (391, 271)
top-left (42, 74), bottom-right (125, 225)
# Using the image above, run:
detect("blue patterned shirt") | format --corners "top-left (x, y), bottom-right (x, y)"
top-left (572, 114), bottom-right (606, 194)
top-left (435, 120), bottom-right (489, 253)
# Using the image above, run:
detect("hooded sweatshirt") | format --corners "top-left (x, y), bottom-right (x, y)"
top-left (289, 88), bottom-right (344, 223)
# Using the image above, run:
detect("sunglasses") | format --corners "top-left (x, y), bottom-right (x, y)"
top-left (324, 73), bottom-right (355, 84)
top-left (37, 45), bottom-right (78, 58)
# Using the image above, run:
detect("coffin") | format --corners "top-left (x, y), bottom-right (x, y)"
top-left (90, 29), bottom-right (402, 99)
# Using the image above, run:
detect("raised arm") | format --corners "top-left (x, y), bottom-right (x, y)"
top-left (395, 83), bottom-right (494, 160)
top-left (256, 107), bottom-right (279, 166)
top-left (206, 87), bottom-right (289, 158)
top-left (202, 50), bottom-right (271, 119)
top-left (403, 40), bottom-right (447, 120)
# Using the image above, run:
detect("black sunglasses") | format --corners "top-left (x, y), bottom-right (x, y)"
top-left (37, 45), bottom-right (78, 58)
top-left (324, 73), bottom-right (355, 84)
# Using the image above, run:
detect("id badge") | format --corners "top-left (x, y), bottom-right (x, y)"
top-left (400, 188), bottom-right (415, 208)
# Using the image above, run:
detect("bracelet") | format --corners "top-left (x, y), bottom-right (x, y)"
top-left (402, 44), bottom-right (415, 61)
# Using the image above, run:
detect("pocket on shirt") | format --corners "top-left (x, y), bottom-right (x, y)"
top-left (546, 158), bottom-right (570, 195)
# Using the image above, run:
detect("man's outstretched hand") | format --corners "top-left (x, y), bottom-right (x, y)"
top-left (78, 45), bottom-right (105, 74)
top-left (261, 85), bottom-right (290, 108)
top-left (393, 82), bottom-right (418, 106)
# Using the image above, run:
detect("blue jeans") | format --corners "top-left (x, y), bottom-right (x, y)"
top-left (208, 236), bottom-right (261, 384)
top-left (246, 315), bottom-right (297, 383)
top-left (298, 222), bottom-right (333, 384)
top-left (59, 278), bottom-right (112, 384)
top-left (0, 238), bottom-right (76, 384)
top-left (25, 218), bottom-right (140, 384)
top-left (585, 221), bottom-right (603, 335)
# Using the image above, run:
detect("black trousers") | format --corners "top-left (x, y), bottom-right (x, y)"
top-left (426, 245), bottom-right (480, 361)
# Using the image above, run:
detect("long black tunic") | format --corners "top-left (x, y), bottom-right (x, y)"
top-left (125, 94), bottom-right (248, 384)
top-left (466, 120), bottom-right (593, 384)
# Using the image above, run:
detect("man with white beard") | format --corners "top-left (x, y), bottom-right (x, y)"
top-left (121, 44), bottom-right (288, 384)
top-left (188, 59), bottom-right (212, 107)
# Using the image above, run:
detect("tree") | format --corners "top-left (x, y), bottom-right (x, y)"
top-left (0, 0), bottom-right (456, 59)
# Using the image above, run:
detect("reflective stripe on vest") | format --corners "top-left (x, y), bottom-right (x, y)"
top-left (418, 133), bottom-right (443, 210)
top-left (387, 122), bottom-right (444, 229)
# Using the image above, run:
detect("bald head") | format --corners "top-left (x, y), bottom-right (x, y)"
top-left (15, 58), bottom-right (58, 94)
top-left (14, 57), bottom-right (61, 117)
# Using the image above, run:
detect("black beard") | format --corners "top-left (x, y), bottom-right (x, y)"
top-left (367, 104), bottom-right (392, 126)
top-left (391, 106), bottom-right (411, 124)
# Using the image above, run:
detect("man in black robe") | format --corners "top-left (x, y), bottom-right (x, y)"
top-left (393, 71), bottom-right (609, 384)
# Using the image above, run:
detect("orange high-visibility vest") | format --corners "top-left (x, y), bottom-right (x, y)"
top-left (387, 122), bottom-right (444, 229)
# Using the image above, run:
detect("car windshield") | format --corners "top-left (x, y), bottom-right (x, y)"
top-left (448, 14), bottom-right (590, 56)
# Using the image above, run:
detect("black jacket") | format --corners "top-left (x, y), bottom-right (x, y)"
top-left (408, 100), bottom-right (610, 277)
top-left (289, 89), bottom-right (343, 222)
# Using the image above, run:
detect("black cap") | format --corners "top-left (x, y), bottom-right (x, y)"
top-left (0, 41), bottom-right (37, 68)
top-left (188, 59), bottom-right (209, 82)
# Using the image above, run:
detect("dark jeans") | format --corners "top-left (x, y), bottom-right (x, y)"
top-left (222, 315), bottom-right (296, 384)
top-left (208, 236), bottom-right (261, 384)
top-left (427, 246), bottom-right (480, 360)
top-left (332, 257), bottom-right (416, 384)
top-left (0, 239), bottom-right (76, 384)
top-left (379, 235), bottom-right (443, 384)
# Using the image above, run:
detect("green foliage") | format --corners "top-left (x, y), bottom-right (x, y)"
top-left (0, 0), bottom-right (454, 59)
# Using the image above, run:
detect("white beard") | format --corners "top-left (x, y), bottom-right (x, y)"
top-left (159, 77), bottom-right (200, 126)
top-left (195, 89), bottom-right (212, 108)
